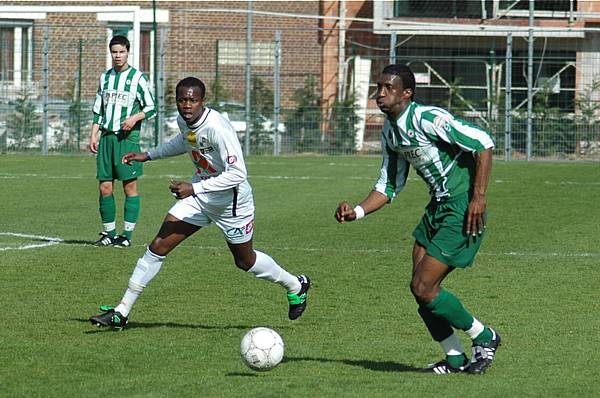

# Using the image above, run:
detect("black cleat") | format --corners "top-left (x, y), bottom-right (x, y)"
top-left (89, 306), bottom-right (128, 330)
top-left (94, 232), bottom-right (114, 247)
top-left (468, 328), bottom-right (501, 374)
top-left (419, 359), bottom-right (469, 374)
top-left (287, 275), bottom-right (310, 320)
top-left (112, 235), bottom-right (131, 248)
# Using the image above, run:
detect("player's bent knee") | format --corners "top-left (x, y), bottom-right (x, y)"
top-left (410, 279), bottom-right (436, 304)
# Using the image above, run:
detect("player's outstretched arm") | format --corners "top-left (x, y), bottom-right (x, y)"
top-left (335, 191), bottom-right (388, 223)
top-left (122, 152), bottom-right (149, 165)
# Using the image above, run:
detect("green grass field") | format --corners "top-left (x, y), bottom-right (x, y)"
top-left (0, 155), bottom-right (598, 397)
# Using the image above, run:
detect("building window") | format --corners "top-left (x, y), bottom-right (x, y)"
top-left (217, 40), bottom-right (275, 67)
top-left (394, 0), bottom-right (493, 19)
top-left (107, 25), bottom-right (153, 75)
top-left (499, 0), bottom-right (574, 12)
top-left (0, 24), bottom-right (33, 83)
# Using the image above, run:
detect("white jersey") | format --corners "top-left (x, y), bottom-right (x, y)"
top-left (147, 107), bottom-right (253, 213)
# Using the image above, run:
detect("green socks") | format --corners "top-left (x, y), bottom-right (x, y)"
top-left (447, 353), bottom-right (469, 369)
top-left (426, 288), bottom-right (475, 332)
top-left (123, 195), bottom-right (140, 240)
top-left (99, 195), bottom-right (116, 237)
top-left (473, 327), bottom-right (493, 345)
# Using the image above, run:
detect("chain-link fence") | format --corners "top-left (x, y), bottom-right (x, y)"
top-left (1, 5), bottom-right (599, 161)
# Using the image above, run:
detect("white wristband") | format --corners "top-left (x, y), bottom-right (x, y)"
top-left (353, 205), bottom-right (365, 220)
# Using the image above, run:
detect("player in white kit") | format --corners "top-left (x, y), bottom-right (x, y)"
top-left (90, 77), bottom-right (310, 329)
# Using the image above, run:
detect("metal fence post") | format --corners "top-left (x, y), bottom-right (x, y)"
top-left (244, 0), bottom-right (253, 157)
top-left (389, 31), bottom-right (397, 64)
top-left (158, 27), bottom-right (166, 145)
top-left (526, 0), bottom-right (534, 161)
top-left (273, 30), bottom-right (281, 156)
top-left (42, 26), bottom-right (49, 156)
top-left (505, 33), bottom-right (512, 161)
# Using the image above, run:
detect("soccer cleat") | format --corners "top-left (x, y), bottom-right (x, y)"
top-left (112, 235), bottom-right (131, 248)
top-left (94, 232), bottom-right (114, 247)
top-left (468, 328), bottom-right (501, 374)
top-left (419, 359), bottom-right (469, 374)
top-left (89, 305), bottom-right (128, 330)
top-left (287, 275), bottom-right (310, 320)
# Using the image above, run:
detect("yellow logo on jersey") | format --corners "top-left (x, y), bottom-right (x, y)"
top-left (186, 131), bottom-right (197, 146)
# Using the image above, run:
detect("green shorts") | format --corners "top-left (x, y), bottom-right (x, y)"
top-left (96, 131), bottom-right (143, 182)
top-left (412, 193), bottom-right (486, 268)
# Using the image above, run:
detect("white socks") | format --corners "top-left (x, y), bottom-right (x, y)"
top-left (466, 317), bottom-right (485, 340)
top-left (440, 333), bottom-right (464, 356)
top-left (115, 248), bottom-right (164, 317)
top-left (247, 250), bottom-right (301, 294)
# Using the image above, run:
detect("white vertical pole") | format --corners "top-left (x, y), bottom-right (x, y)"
top-left (273, 30), bottom-right (281, 156)
top-left (526, 0), bottom-right (534, 161)
top-left (244, 0), bottom-right (253, 156)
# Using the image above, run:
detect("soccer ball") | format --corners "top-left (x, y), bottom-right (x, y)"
top-left (240, 327), bottom-right (285, 371)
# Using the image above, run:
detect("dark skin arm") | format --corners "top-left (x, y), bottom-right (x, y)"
top-left (335, 190), bottom-right (389, 223)
top-left (121, 151), bottom-right (194, 199)
top-left (466, 148), bottom-right (492, 236)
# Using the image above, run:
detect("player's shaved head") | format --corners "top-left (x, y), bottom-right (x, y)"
top-left (176, 77), bottom-right (206, 98)
top-left (382, 64), bottom-right (415, 99)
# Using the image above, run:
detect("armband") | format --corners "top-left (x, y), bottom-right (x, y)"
top-left (354, 205), bottom-right (365, 220)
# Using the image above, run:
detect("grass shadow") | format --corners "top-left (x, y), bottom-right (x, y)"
top-left (73, 318), bottom-right (287, 333)
top-left (284, 356), bottom-right (421, 372)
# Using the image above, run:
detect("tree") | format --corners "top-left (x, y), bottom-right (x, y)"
top-left (327, 91), bottom-right (358, 154)
top-left (5, 89), bottom-right (41, 150)
top-left (288, 75), bottom-right (321, 153)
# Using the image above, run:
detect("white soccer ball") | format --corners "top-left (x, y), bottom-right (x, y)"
top-left (240, 327), bottom-right (285, 371)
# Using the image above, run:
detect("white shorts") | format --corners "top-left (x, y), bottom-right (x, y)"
top-left (168, 187), bottom-right (255, 244)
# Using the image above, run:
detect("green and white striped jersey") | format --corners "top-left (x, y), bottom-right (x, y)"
top-left (92, 66), bottom-right (156, 133)
top-left (375, 101), bottom-right (495, 202)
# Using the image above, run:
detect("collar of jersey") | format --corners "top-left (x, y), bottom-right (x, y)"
top-left (186, 108), bottom-right (211, 129)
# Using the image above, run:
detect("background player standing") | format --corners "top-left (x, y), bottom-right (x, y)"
top-left (90, 77), bottom-right (310, 328)
top-left (335, 64), bottom-right (500, 375)
top-left (89, 35), bottom-right (156, 248)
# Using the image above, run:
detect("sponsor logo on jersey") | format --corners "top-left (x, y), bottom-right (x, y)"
top-left (227, 155), bottom-right (237, 164)
top-left (433, 115), bottom-right (451, 132)
top-left (103, 90), bottom-right (129, 106)
top-left (191, 149), bottom-right (217, 173)
top-left (407, 129), bottom-right (415, 138)
top-left (398, 145), bottom-right (434, 167)
top-left (186, 131), bottom-right (197, 146)
top-left (199, 146), bottom-right (214, 154)
top-left (225, 220), bottom-right (254, 238)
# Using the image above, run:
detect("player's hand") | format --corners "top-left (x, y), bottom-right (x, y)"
top-left (89, 136), bottom-right (99, 154)
top-left (169, 180), bottom-right (194, 199)
top-left (335, 201), bottom-right (356, 224)
top-left (121, 116), bottom-right (137, 132)
top-left (466, 193), bottom-right (486, 236)
top-left (122, 152), bottom-right (148, 165)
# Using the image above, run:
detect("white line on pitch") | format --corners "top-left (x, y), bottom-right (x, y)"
top-left (0, 232), bottom-right (63, 252)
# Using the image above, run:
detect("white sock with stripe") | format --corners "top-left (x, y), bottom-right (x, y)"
top-left (115, 248), bottom-right (165, 317)
top-left (248, 250), bottom-right (301, 294)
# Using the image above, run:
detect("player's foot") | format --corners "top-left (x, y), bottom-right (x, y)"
top-left (287, 275), bottom-right (310, 320)
top-left (93, 232), bottom-right (114, 247)
top-left (419, 359), bottom-right (469, 374)
top-left (112, 235), bottom-right (131, 248)
top-left (89, 305), bottom-right (128, 330)
top-left (468, 328), bottom-right (501, 374)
